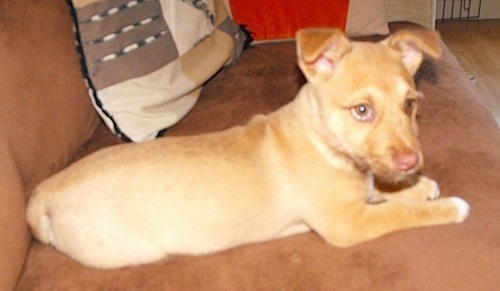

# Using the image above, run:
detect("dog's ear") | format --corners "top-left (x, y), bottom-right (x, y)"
top-left (296, 28), bottom-right (351, 82)
top-left (382, 29), bottom-right (442, 75)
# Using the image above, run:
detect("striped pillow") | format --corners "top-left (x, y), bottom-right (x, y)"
top-left (68, 0), bottom-right (247, 141)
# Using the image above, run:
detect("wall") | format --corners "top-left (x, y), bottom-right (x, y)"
top-left (436, 0), bottom-right (500, 19)
top-left (385, 0), bottom-right (435, 29)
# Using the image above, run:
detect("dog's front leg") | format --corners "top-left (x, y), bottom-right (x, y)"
top-left (374, 175), bottom-right (441, 203)
top-left (305, 181), bottom-right (469, 248)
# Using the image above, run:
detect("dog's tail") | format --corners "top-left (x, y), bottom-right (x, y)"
top-left (26, 189), bottom-right (55, 245)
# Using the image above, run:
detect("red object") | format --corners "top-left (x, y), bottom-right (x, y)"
top-left (229, 0), bottom-right (350, 40)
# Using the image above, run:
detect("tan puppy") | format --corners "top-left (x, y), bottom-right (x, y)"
top-left (27, 28), bottom-right (469, 269)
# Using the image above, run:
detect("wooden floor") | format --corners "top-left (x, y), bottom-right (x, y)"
top-left (435, 19), bottom-right (500, 126)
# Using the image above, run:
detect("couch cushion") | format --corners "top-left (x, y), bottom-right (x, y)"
top-left (0, 1), bottom-right (100, 288)
top-left (68, 0), bottom-right (246, 142)
top-left (18, 22), bottom-right (500, 290)
top-left (0, 0), bottom-right (100, 195)
top-left (0, 134), bottom-right (29, 290)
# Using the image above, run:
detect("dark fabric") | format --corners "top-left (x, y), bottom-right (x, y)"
top-left (16, 22), bottom-right (500, 290)
top-left (0, 1), bottom-right (100, 289)
top-left (0, 0), bottom-right (100, 196)
top-left (74, 0), bottom-right (177, 90)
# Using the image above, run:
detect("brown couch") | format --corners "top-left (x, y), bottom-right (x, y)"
top-left (1, 1), bottom-right (499, 290)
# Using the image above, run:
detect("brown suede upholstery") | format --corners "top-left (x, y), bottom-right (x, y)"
top-left (1, 1), bottom-right (498, 289)
top-left (0, 1), bottom-right (99, 289)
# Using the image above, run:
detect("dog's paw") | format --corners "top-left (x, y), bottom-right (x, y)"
top-left (413, 176), bottom-right (440, 201)
top-left (450, 197), bottom-right (470, 223)
top-left (427, 179), bottom-right (440, 200)
top-left (398, 176), bottom-right (440, 201)
top-left (377, 176), bottom-right (440, 202)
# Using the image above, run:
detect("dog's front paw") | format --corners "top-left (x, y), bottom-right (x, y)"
top-left (409, 176), bottom-right (441, 201)
top-left (426, 179), bottom-right (440, 200)
top-left (384, 176), bottom-right (440, 202)
top-left (450, 197), bottom-right (470, 223)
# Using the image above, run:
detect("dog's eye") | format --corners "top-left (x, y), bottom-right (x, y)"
top-left (350, 104), bottom-right (375, 122)
top-left (404, 99), bottom-right (417, 115)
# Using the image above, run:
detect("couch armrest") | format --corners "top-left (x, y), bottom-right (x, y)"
top-left (0, 137), bottom-right (30, 290)
top-left (0, 0), bottom-right (101, 194)
top-left (0, 1), bottom-right (102, 288)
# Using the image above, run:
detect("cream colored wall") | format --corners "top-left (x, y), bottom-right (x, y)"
top-left (436, 0), bottom-right (500, 19)
top-left (480, 0), bottom-right (500, 19)
top-left (384, 0), bottom-right (436, 29)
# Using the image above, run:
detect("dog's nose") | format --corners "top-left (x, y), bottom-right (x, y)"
top-left (394, 151), bottom-right (419, 171)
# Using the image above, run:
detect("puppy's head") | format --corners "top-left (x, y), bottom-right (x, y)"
top-left (296, 28), bottom-right (441, 181)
